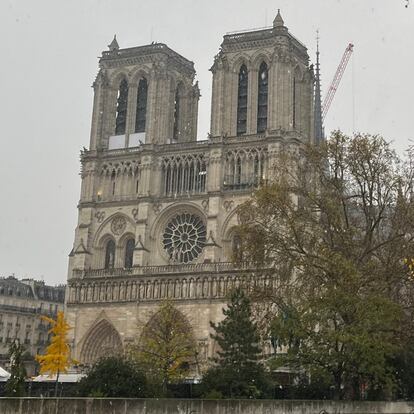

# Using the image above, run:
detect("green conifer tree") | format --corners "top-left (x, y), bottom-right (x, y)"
top-left (5, 339), bottom-right (26, 397)
top-left (202, 288), bottom-right (271, 398)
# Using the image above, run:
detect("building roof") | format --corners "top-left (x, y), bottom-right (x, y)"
top-left (0, 276), bottom-right (65, 303)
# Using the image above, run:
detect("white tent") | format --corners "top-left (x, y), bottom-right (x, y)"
top-left (32, 372), bottom-right (85, 383)
top-left (0, 366), bottom-right (11, 382)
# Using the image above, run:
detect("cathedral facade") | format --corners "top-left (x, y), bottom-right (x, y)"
top-left (66, 11), bottom-right (317, 369)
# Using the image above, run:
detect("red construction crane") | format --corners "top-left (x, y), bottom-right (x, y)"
top-left (322, 43), bottom-right (354, 120)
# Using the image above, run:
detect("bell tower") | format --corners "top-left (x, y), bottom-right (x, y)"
top-left (89, 37), bottom-right (199, 151)
top-left (210, 10), bottom-right (315, 141)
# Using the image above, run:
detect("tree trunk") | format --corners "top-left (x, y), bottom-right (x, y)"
top-left (333, 370), bottom-right (342, 400)
top-left (54, 370), bottom-right (60, 398)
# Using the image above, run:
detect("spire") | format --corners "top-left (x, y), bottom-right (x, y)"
top-left (108, 35), bottom-right (119, 52)
top-left (273, 9), bottom-right (285, 28)
top-left (314, 31), bottom-right (324, 144)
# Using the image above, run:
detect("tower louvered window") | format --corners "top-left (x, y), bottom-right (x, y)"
top-left (237, 65), bottom-right (248, 136)
top-left (257, 62), bottom-right (268, 133)
top-left (135, 78), bottom-right (148, 133)
top-left (115, 79), bottom-right (128, 135)
top-left (124, 238), bottom-right (135, 268)
top-left (173, 88), bottom-right (181, 141)
top-left (104, 239), bottom-right (116, 269)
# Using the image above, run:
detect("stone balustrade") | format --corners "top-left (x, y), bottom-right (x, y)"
top-left (68, 264), bottom-right (273, 304)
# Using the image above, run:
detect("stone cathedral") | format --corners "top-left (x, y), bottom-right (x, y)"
top-left (66, 11), bottom-right (319, 370)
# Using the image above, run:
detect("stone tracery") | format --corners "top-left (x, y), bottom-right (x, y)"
top-left (224, 147), bottom-right (267, 190)
top-left (162, 154), bottom-right (207, 196)
top-left (80, 319), bottom-right (123, 365)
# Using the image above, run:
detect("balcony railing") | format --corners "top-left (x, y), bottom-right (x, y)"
top-left (73, 261), bottom-right (253, 279)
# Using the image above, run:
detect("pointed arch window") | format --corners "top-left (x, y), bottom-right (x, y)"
top-left (115, 79), bottom-right (128, 135)
top-left (104, 239), bottom-right (116, 269)
top-left (173, 88), bottom-right (181, 142)
top-left (232, 234), bottom-right (243, 262)
top-left (257, 62), bottom-right (268, 133)
top-left (135, 78), bottom-right (148, 133)
top-left (237, 65), bottom-right (248, 136)
top-left (124, 238), bottom-right (135, 268)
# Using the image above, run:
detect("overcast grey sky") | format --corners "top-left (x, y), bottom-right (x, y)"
top-left (0, 0), bottom-right (412, 285)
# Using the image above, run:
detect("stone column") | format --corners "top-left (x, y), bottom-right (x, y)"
top-left (126, 84), bottom-right (138, 146)
top-left (210, 59), bottom-right (226, 137)
top-left (203, 197), bottom-right (221, 262)
top-left (269, 57), bottom-right (279, 131)
top-left (89, 75), bottom-right (103, 151)
top-left (102, 87), bottom-right (118, 148)
top-left (207, 148), bottom-right (223, 192)
top-left (228, 71), bottom-right (238, 137)
top-left (138, 155), bottom-right (152, 197)
top-left (146, 72), bottom-right (157, 144)
top-left (133, 202), bottom-right (150, 266)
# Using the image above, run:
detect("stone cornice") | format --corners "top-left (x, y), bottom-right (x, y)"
top-left (221, 27), bottom-right (308, 62)
top-left (81, 131), bottom-right (305, 164)
top-left (99, 43), bottom-right (195, 77)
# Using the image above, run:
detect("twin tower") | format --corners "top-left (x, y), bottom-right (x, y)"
top-left (66, 11), bottom-right (319, 367)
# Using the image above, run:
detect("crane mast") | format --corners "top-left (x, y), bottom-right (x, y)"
top-left (322, 43), bottom-right (354, 120)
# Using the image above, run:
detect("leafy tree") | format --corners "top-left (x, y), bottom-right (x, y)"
top-left (237, 132), bottom-right (414, 399)
top-left (201, 288), bottom-right (272, 399)
top-left (35, 311), bottom-right (77, 397)
top-left (129, 300), bottom-right (197, 394)
top-left (5, 339), bottom-right (26, 397)
top-left (77, 356), bottom-right (147, 397)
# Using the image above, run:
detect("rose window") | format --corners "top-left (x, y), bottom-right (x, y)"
top-left (162, 213), bottom-right (207, 263)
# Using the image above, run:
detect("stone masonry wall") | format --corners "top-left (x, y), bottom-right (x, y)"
top-left (0, 399), bottom-right (414, 414)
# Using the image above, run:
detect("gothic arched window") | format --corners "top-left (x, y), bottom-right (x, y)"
top-left (124, 238), bottom-right (135, 268)
top-left (232, 234), bottom-right (243, 262)
top-left (104, 239), bottom-right (116, 269)
top-left (237, 65), bottom-right (248, 136)
top-left (115, 79), bottom-right (128, 135)
top-left (135, 78), bottom-right (148, 133)
top-left (257, 62), bottom-right (268, 133)
top-left (173, 88), bottom-right (181, 142)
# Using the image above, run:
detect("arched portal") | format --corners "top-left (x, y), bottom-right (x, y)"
top-left (80, 319), bottom-right (123, 365)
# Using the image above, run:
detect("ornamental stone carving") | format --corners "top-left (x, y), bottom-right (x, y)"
top-left (153, 203), bottom-right (162, 214)
top-left (201, 199), bottom-right (209, 212)
top-left (95, 211), bottom-right (106, 223)
top-left (132, 208), bottom-right (139, 222)
top-left (111, 216), bottom-right (127, 235)
top-left (223, 200), bottom-right (234, 213)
